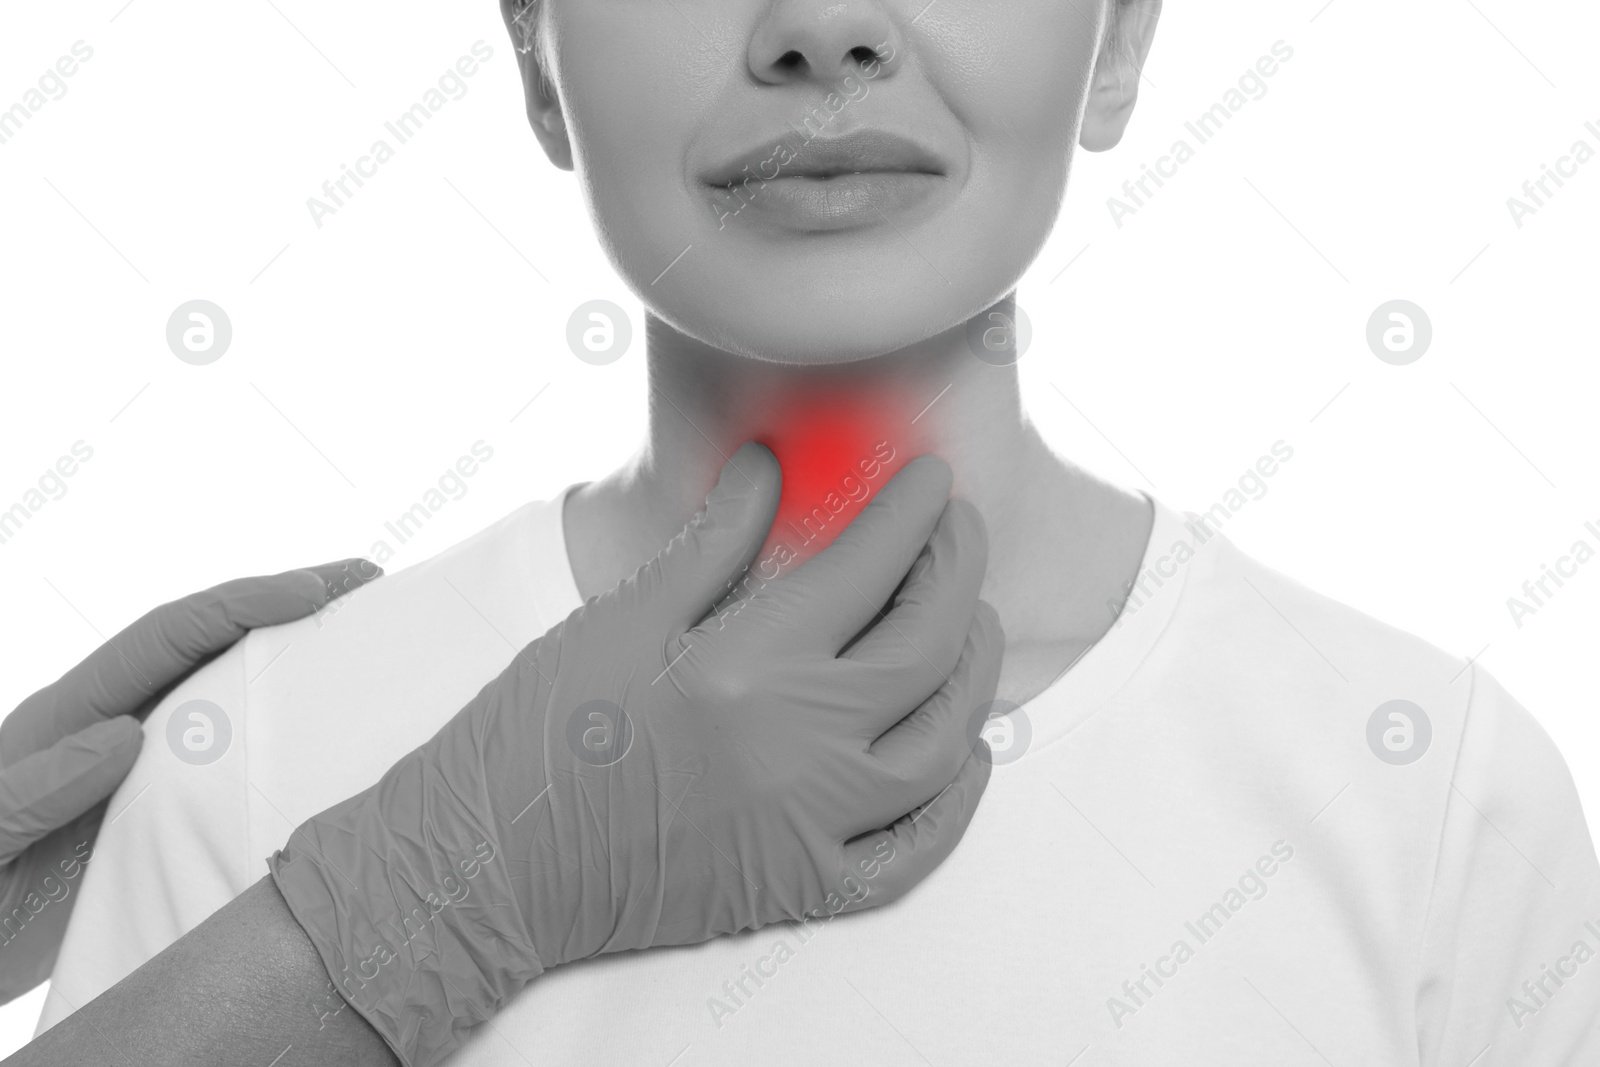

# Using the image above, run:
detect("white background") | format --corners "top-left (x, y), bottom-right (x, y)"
top-left (1, 0), bottom-right (1596, 1052)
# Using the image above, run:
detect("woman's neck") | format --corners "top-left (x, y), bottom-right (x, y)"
top-left (564, 300), bottom-right (1153, 704)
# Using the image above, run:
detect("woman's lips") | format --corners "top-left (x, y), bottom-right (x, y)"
top-left (713, 171), bottom-right (943, 232)
top-left (701, 128), bottom-right (948, 233)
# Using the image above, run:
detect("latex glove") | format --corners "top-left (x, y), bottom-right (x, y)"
top-left (0, 558), bottom-right (381, 1003)
top-left (271, 443), bottom-right (1003, 1067)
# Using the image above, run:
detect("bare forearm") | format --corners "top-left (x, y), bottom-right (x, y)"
top-left (8, 876), bottom-right (396, 1067)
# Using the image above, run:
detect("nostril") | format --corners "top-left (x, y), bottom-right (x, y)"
top-left (848, 45), bottom-right (879, 66)
top-left (776, 49), bottom-right (806, 72)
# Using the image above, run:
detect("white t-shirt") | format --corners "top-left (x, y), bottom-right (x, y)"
top-left (38, 492), bottom-right (1600, 1065)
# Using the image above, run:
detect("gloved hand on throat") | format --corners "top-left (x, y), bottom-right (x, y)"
top-left (270, 442), bottom-right (1003, 1067)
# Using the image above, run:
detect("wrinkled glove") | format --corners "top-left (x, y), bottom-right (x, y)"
top-left (0, 558), bottom-right (380, 1003)
top-left (271, 444), bottom-right (1002, 1067)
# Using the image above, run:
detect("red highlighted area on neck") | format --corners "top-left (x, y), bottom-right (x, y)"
top-left (751, 390), bottom-right (920, 572)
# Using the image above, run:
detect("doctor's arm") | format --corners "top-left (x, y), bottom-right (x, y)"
top-left (16, 875), bottom-right (397, 1066)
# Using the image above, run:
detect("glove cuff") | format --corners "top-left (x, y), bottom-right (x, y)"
top-left (269, 756), bottom-right (545, 1067)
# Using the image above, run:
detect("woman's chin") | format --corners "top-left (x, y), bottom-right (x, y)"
top-left (630, 255), bottom-right (1015, 364)
top-left (655, 296), bottom-right (971, 365)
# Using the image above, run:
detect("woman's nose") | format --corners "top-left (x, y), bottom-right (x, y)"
top-left (747, 0), bottom-right (903, 85)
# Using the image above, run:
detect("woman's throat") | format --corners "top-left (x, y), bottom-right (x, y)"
top-left (748, 387), bottom-right (933, 571)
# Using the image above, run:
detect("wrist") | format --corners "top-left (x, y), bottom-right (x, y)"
top-left (269, 750), bottom-right (546, 1067)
